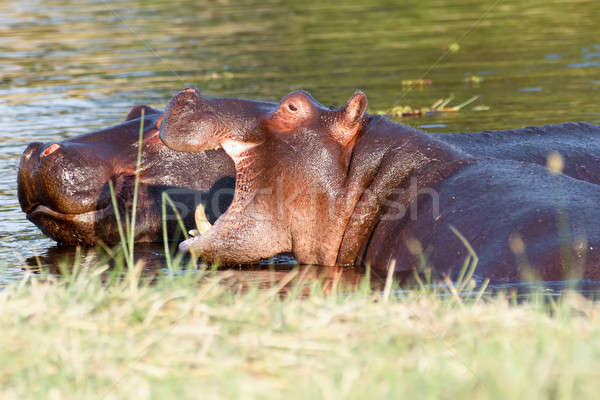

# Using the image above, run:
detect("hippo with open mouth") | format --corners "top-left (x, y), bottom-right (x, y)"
top-left (159, 88), bottom-right (600, 282)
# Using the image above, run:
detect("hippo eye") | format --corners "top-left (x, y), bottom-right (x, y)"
top-left (288, 103), bottom-right (298, 112)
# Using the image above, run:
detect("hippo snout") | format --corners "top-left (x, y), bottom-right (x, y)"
top-left (160, 88), bottom-right (222, 153)
top-left (18, 141), bottom-right (114, 216)
top-left (18, 142), bottom-right (44, 214)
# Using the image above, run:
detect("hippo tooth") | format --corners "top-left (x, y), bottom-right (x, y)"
top-left (179, 236), bottom-right (200, 252)
top-left (194, 203), bottom-right (212, 235)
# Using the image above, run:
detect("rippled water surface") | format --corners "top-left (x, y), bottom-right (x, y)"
top-left (1, 0), bottom-right (599, 285)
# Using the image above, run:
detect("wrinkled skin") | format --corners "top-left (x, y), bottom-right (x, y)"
top-left (160, 87), bottom-right (600, 282)
top-left (18, 105), bottom-right (235, 245)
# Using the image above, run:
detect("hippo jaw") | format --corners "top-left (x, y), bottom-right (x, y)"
top-left (27, 204), bottom-right (115, 245)
top-left (186, 139), bottom-right (259, 251)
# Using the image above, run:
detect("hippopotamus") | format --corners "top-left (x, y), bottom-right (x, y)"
top-left (159, 87), bottom-right (600, 282)
top-left (18, 105), bottom-right (235, 245)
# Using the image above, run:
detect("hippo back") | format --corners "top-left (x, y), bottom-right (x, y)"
top-left (432, 122), bottom-right (600, 185)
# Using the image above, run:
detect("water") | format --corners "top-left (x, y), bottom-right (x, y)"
top-left (1, 0), bottom-right (599, 287)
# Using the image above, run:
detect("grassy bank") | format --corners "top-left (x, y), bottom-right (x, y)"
top-left (1, 265), bottom-right (600, 399)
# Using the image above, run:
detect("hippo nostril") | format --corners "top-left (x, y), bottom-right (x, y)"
top-left (41, 143), bottom-right (60, 158)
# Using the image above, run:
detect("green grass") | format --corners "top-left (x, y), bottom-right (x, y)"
top-left (1, 265), bottom-right (600, 399)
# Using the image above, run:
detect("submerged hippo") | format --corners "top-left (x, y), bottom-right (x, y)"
top-left (160, 88), bottom-right (600, 282)
top-left (18, 105), bottom-right (235, 245)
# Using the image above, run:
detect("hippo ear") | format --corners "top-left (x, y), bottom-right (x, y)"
top-left (343, 91), bottom-right (368, 125)
top-left (334, 91), bottom-right (368, 145)
top-left (125, 105), bottom-right (162, 121)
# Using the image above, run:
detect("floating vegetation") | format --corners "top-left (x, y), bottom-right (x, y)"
top-left (447, 42), bottom-right (461, 53)
top-left (207, 71), bottom-right (235, 80)
top-left (373, 95), bottom-right (480, 118)
top-left (402, 79), bottom-right (432, 87)
top-left (464, 75), bottom-right (484, 84)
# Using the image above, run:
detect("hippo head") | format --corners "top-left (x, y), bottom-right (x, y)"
top-left (18, 105), bottom-right (235, 245)
top-left (160, 87), bottom-right (366, 160)
top-left (160, 88), bottom-right (368, 265)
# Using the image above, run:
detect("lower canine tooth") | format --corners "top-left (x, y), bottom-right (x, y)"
top-left (194, 203), bottom-right (212, 235)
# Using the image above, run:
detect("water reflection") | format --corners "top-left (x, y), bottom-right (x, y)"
top-left (11, 244), bottom-right (600, 298)
top-left (19, 244), bottom-right (380, 294)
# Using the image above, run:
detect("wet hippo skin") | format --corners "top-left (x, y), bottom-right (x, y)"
top-left (17, 95), bottom-right (600, 253)
top-left (433, 122), bottom-right (600, 184)
top-left (160, 87), bottom-right (600, 282)
top-left (18, 105), bottom-right (235, 245)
